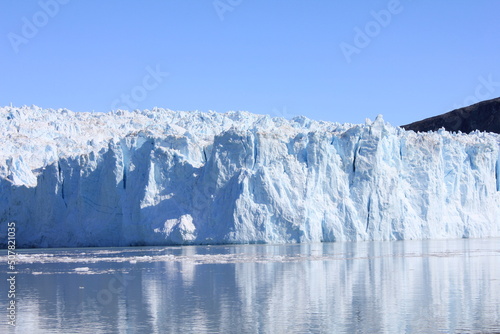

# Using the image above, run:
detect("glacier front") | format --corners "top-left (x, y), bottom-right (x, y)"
top-left (1, 106), bottom-right (499, 248)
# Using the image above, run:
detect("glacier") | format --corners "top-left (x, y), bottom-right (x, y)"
top-left (0, 106), bottom-right (499, 248)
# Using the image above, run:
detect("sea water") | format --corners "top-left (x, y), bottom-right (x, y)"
top-left (1, 238), bottom-right (499, 333)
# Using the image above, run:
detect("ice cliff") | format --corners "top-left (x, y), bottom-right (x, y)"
top-left (1, 106), bottom-right (499, 247)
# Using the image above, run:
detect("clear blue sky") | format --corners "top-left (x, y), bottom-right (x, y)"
top-left (1, 0), bottom-right (499, 126)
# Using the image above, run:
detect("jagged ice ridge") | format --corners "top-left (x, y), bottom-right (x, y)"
top-left (1, 106), bottom-right (499, 247)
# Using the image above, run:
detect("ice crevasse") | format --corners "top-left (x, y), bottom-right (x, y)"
top-left (0, 106), bottom-right (499, 247)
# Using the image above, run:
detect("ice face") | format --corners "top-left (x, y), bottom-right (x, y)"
top-left (1, 106), bottom-right (499, 247)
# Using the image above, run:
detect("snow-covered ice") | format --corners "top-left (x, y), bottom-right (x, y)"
top-left (0, 106), bottom-right (499, 247)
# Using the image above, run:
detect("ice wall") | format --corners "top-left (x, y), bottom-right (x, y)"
top-left (1, 106), bottom-right (499, 247)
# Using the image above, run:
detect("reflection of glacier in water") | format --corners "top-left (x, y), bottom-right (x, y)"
top-left (1, 238), bottom-right (499, 333)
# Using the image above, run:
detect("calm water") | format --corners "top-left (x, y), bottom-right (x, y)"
top-left (1, 238), bottom-right (499, 333)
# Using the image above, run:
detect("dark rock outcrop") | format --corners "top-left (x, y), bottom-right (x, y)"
top-left (402, 97), bottom-right (500, 134)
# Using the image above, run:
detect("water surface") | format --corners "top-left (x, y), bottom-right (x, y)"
top-left (1, 238), bottom-right (499, 333)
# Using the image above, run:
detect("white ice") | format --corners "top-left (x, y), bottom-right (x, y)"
top-left (0, 106), bottom-right (499, 247)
